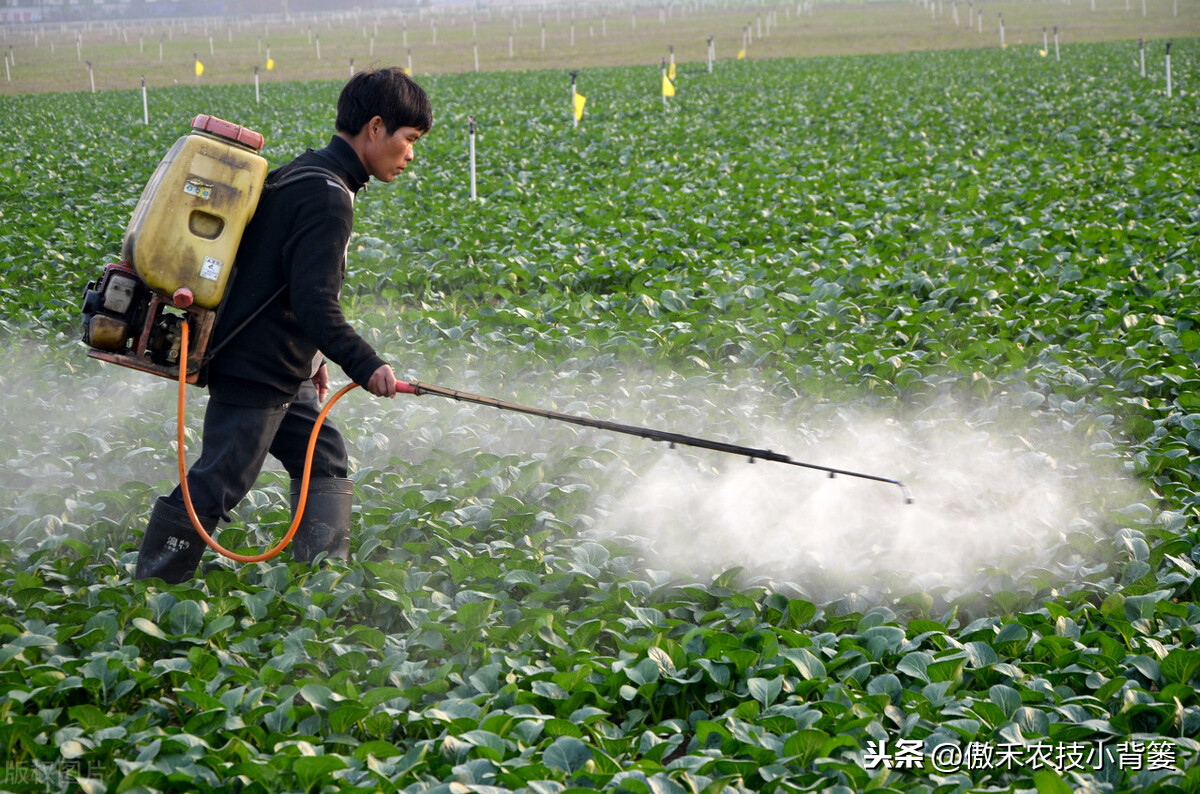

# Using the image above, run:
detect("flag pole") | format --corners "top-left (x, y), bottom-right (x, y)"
top-left (570, 69), bottom-right (579, 128)
top-left (142, 75), bottom-right (149, 123)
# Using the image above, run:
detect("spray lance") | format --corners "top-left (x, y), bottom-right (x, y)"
top-left (394, 382), bottom-right (914, 502)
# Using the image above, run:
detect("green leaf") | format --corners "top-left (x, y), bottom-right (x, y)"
top-left (783, 729), bottom-right (830, 766)
top-left (131, 618), bottom-right (168, 641)
top-left (544, 736), bottom-right (592, 773)
top-left (293, 756), bottom-right (347, 792)
top-left (1013, 706), bottom-right (1049, 737)
top-left (169, 600), bottom-right (204, 636)
top-left (299, 684), bottom-right (338, 711)
top-left (1032, 769), bottom-right (1074, 794)
top-left (781, 647), bottom-right (827, 680)
top-left (989, 684), bottom-right (1021, 718)
top-left (747, 676), bottom-right (782, 708)
top-left (1161, 649), bottom-right (1200, 686)
top-left (896, 651), bottom-right (931, 683)
top-left (625, 657), bottom-right (661, 686)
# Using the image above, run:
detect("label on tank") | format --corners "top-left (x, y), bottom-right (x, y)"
top-left (184, 180), bottom-right (213, 200)
top-left (200, 257), bottom-right (223, 281)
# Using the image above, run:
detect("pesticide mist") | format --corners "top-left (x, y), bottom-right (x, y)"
top-left (595, 391), bottom-right (1149, 606)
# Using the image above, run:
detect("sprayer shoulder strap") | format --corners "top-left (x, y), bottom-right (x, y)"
top-left (200, 166), bottom-right (352, 367)
top-left (269, 164), bottom-right (352, 198)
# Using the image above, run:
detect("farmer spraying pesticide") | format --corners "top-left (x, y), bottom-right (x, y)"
top-left (129, 68), bottom-right (432, 583)
top-left (83, 67), bottom-right (908, 586)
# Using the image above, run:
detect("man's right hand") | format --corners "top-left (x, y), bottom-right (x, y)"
top-left (367, 364), bottom-right (399, 398)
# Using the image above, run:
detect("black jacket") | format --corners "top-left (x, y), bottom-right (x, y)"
top-left (207, 136), bottom-right (386, 407)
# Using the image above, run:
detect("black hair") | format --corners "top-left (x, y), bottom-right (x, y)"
top-left (336, 67), bottom-right (433, 136)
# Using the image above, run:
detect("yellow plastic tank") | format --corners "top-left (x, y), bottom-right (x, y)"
top-left (123, 115), bottom-right (269, 309)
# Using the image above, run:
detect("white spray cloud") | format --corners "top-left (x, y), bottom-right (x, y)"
top-left (596, 395), bottom-right (1148, 604)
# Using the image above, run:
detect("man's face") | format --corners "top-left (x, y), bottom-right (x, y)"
top-left (363, 120), bottom-right (422, 183)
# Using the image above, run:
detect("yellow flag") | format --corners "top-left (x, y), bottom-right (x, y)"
top-left (403, 67), bottom-right (412, 76)
top-left (662, 72), bottom-right (675, 97)
top-left (194, 60), bottom-right (204, 76)
top-left (573, 92), bottom-right (587, 122)
top-left (737, 49), bottom-right (746, 60)
top-left (266, 57), bottom-right (275, 71)
top-left (668, 61), bottom-right (676, 81)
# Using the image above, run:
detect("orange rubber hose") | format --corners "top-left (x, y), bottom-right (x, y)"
top-left (177, 319), bottom-right (359, 562)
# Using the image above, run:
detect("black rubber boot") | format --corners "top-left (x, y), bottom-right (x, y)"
top-left (134, 497), bottom-right (214, 584)
top-left (289, 477), bottom-right (353, 563)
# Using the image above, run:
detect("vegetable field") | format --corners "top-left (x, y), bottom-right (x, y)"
top-left (2, 38), bottom-right (1200, 792)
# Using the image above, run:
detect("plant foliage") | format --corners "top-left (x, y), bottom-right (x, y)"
top-left (1, 42), bottom-right (1199, 792)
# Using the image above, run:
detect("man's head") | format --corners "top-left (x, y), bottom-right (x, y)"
top-left (337, 68), bottom-right (433, 184)
top-left (336, 67), bottom-right (433, 137)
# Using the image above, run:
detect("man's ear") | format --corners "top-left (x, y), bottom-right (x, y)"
top-left (367, 115), bottom-right (385, 140)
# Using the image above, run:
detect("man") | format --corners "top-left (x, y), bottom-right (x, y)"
top-left (135, 67), bottom-right (433, 583)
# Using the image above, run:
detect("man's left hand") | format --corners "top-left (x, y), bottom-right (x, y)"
top-left (312, 363), bottom-right (330, 402)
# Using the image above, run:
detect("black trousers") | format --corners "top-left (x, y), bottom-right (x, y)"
top-left (163, 381), bottom-right (348, 522)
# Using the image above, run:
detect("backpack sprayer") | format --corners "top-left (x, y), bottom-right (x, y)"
top-left (83, 115), bottom-right (912, 564)
top-left (82, 115), bottom-right (267, 382)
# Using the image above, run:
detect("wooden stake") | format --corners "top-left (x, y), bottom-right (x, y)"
top-left (142, 75), bottom-right (148, 123)
top-left (1165, 41), bottom-right (1173, 98)
top-left (469, 115), bottom-right (478, 201)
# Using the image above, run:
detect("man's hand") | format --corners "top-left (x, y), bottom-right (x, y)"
top-left (367, 364), bottom-right (399, 398)
top-left (311, 363), bottom-right (330, 402)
